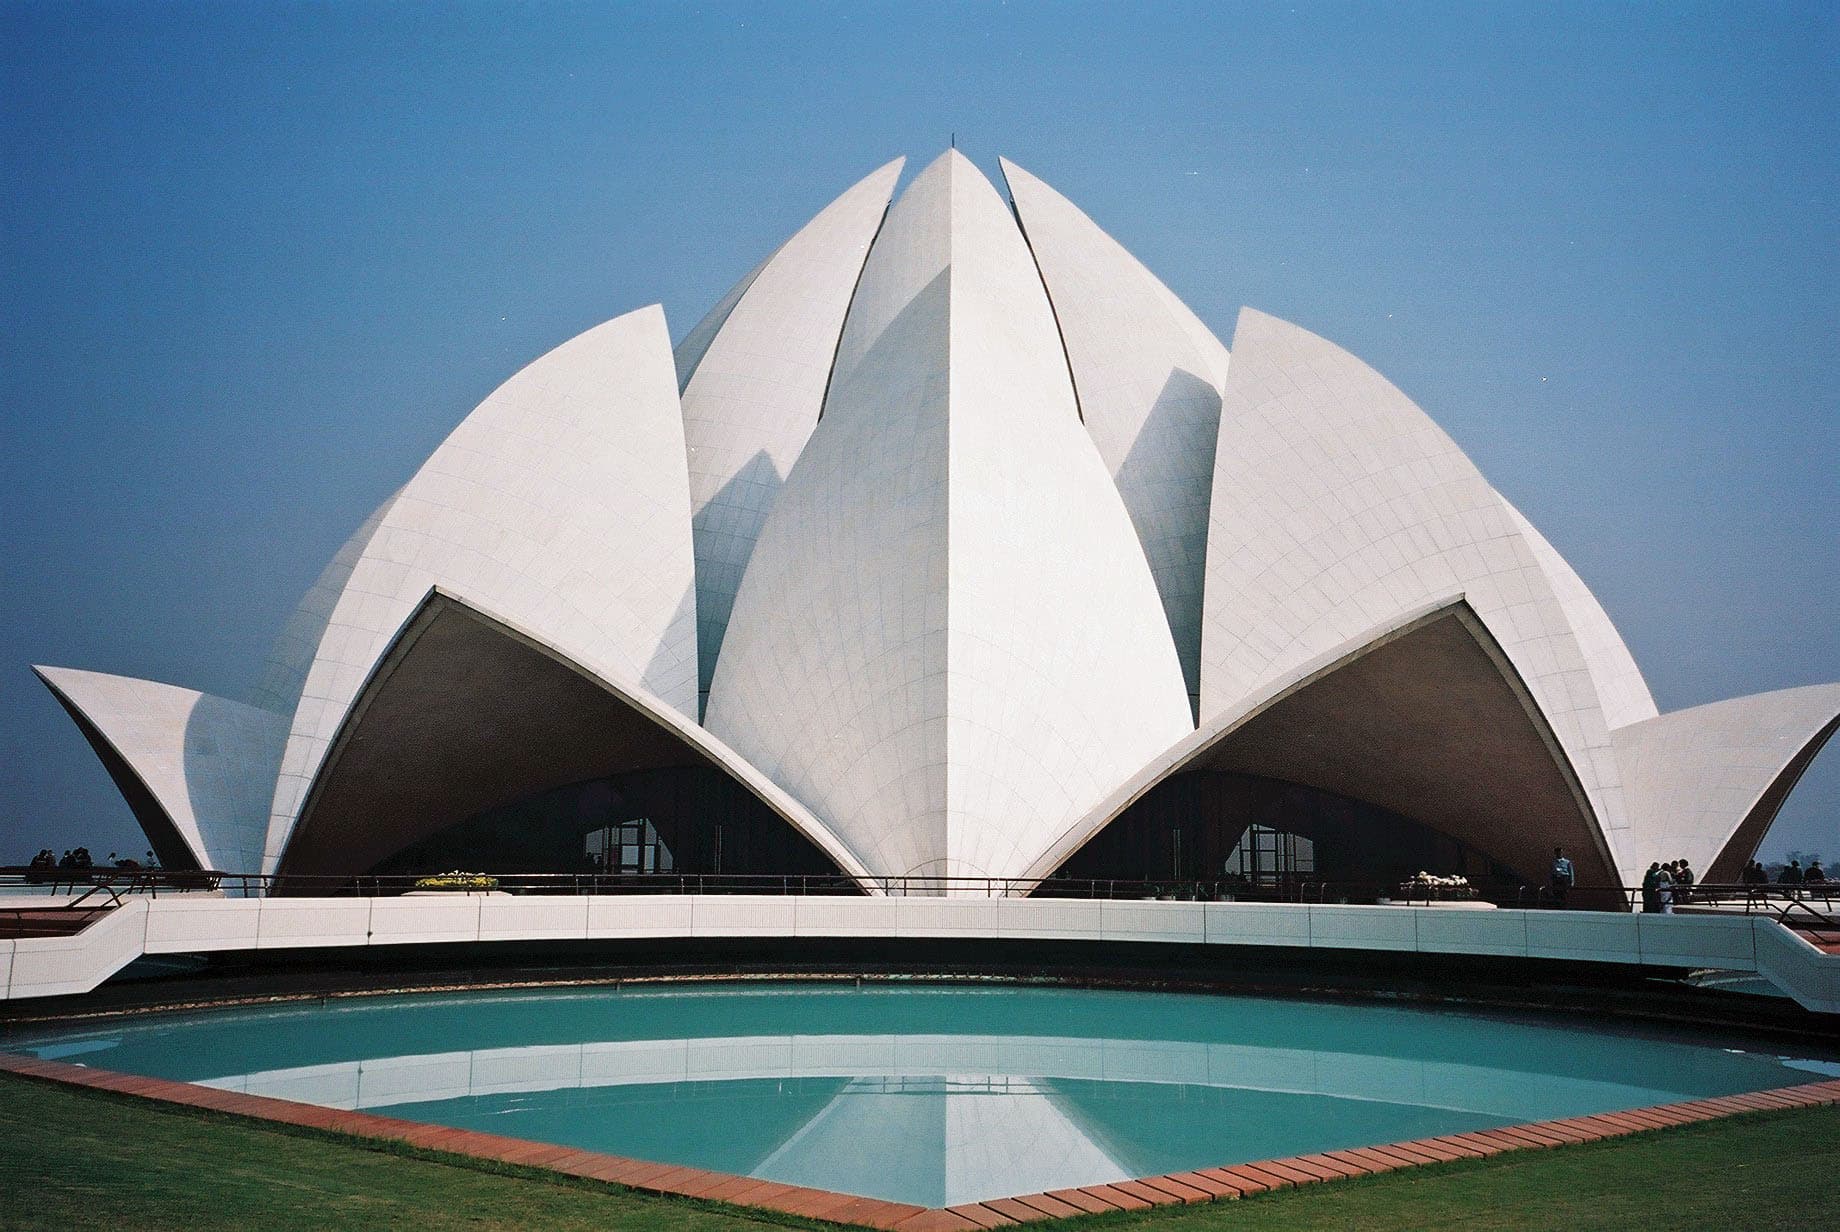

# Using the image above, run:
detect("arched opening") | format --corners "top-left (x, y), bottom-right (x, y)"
top-left (1031, 601), bottom-right (1618, 896)
top-left (1054, 770), bottom-right (1523, 895)
top-left (274, 590), bottom-right (858, 889)
top-left (370, 766), bottom-right (841, 881)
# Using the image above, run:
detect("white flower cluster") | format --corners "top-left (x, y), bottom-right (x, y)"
top-left (1402, 871), bottom-right (1470, 888)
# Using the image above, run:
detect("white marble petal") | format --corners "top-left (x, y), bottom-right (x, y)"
top-left (263, 305), bottom-right (698, 871)
top-left (673, 253), bottom-right (771, 393)
top-left (34, 667), bottom-right (288, 873)
top-left (1500, 495), bottom-right (1657, 732)
top-left (1002, 157), bottom-right (1229, 712)
top-left (1200, 307), bottom-right (1631, 873)
top-left (678, 159), bottom-right (904, 711)
top-left (1616, 684), bottom-right (1840, 878)
top-left (250, 491), bottom-right (401, 717)
top-left (705, 151), bottom-right (1193, 886)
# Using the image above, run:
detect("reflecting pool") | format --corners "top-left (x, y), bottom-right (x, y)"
top-left (10, 984), bottom-right (1834, 1206)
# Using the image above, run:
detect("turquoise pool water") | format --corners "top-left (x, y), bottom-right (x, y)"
top-left (9, 983), bottom-right (1834, 1206)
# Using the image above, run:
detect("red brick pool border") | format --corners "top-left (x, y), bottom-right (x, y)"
top-left (2, 1050), bottom-right (1836, 1228)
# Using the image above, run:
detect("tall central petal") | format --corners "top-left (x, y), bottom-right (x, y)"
top-left (705, 151), bottom-right (1193, 886)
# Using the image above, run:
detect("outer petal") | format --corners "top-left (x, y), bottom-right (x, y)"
top-left (34, 666), bottom-right (287, 872)
top-left (1201, 307), bottom-right (1630, 872)
top-left (1499, 495), bottom-right (1657, 731)
top-left (1022, 600), bottom-right (1619, 888)
top-left (264, 305), bottom-right (697, 872)
top-left (1002, 157), bottom-right (1229, 712)
top-left (673, 252), bottom-right (771, 392)
top-left (249, 490), bottom-right (400, 717)
top-left (677, 158), bottom-right (904, 710)
top-left (705, 151), bottom-right (1193, 885)
top-left (1615, 683), bottom-right (1840, 880)
top-left (275, 589), bottom-right (870, 884)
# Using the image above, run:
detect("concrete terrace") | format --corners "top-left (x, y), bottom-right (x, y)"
top-left (3, 894), bottom-right (1836, 1013)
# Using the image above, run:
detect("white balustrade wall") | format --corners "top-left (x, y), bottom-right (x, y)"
top-left (2, 896), bottom-right (1835, 1014)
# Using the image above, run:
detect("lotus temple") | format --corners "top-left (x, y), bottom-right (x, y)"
top-left (26, 150), bottom-right (1838, 899)
top-left (8, 151), bottom-right (1840, 1225)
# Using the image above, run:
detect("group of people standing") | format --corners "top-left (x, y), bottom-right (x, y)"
top-left (1642, 856), bottom-right (1828, 910)
top-left (1745, 858), bottom-right (1826, 887)
top-left (1640, 859), bottom-right (1696, 913)
top-left (23, 846), bottom-right (157, 883)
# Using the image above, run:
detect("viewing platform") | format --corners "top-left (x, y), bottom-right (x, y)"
top-left (3, 875), bottom-right (1835, 1016)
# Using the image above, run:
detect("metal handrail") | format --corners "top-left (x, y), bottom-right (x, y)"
top-left (0, 865), bottom-right (220, 902)
top-left (1772, 895), bottom-right (1840, 937)
top-left (1, 866), bottom-right (1833, 916)
top-left (0, 866), bottom-right (1619, 906)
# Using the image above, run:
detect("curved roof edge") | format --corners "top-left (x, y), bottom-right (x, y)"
top-left (263, 303), bottom-right (699, 872)
top-left (1201, 305), bottom-right (1631, 867)
top-left (1000, 156), bottom-right (1229, 711)
top-left (680, 157), bottom-right (905, 707)
top-left (706, 150), bottom-right (1192, 886)
top-left (34, 666), bottom-right (287, 873)
top-left (276, 586), bottom-right (877, 890)
top-left (1018, 596), bottom-right (1618, 888)
top-left (1615, 683), bottom-right (1840, 880)
top-left (1498, 494), bottom-right (1657, 731)
top-left (673, 253), bottom-right (772, 392)
top-left (250, 489), bottom-right (401, 717)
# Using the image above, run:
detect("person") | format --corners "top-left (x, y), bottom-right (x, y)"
top-left (1779, 860), bottom-right (1804, 886)
top-left (1656, 862), bottom-right (1675, 914)
top-left (1740, 859), bottom-right (1768, 906)
top-left (70, 846), bottom-right (92, 869)
top-left (1805, 859), bottom-right (1826, 885)
top-left (1549, 846), bottom-right (1575, 907)
top-left (1675, 859), bottom-right (1695, 905)
top-left (1641, 862), bottom-right (1663, 913)
top-left (26, 848), bottom-right (55, 884)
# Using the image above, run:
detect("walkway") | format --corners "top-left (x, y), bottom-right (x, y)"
top-left (2, 894), bottom-right (1837, 1012)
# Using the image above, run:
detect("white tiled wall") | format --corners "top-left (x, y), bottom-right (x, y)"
top-left (678, 159), bottom-right (904, 707)
top-left (706, 151), bottom-right (1192, 887)
top-left (34, 668), bottom-right (288, 873)
top-left (264, 304), bottom-right (699, 871)
top-left (1614, 684), bottom-right (1840, 877)
top-left (1004, 157), bottom-right (1231, 709)
top-left (1200, 307), bottom-right (1631, 871)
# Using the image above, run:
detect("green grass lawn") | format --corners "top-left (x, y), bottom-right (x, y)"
top-left (1, 1072), bottom-right (1833, 1231)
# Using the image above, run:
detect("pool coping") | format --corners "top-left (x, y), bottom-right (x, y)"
top-left (2, 1049), bottom-right (1836, 1229)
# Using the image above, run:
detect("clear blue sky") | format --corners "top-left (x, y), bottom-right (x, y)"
top-left (3, 1), bottom-right (1835, 868)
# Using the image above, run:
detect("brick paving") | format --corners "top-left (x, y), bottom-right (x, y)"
top-left (1, 1051), bottom-right (1835, 1227)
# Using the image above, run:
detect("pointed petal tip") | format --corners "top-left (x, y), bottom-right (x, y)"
top-left (627, 302), bottom-right (668, 328)
top-left (995, 155), bottom-right (1040, 190)
top-left (914, 147), bottom-right (980, 183)
top-left (33, 664), bottom-right (98, 691)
